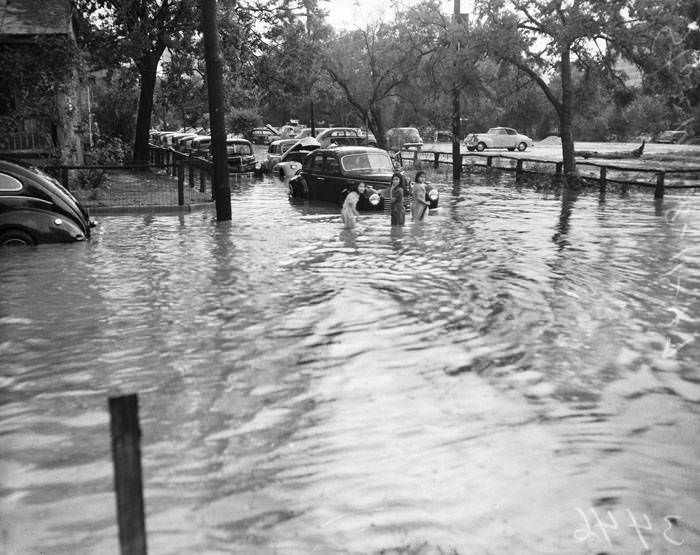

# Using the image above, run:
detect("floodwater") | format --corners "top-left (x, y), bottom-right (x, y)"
top-left (1, 173), bottom-right (699, 555)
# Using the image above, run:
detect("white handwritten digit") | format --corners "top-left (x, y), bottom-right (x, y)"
top-left (573, 508), bottom-right (597, 543)
top-left (663, 515), bottom-right (684, 546)
top-left (590, 508), bottom-right (617, 547)
top-left (626, 509), bottom-right (652, 550)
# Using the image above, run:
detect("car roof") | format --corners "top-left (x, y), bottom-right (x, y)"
top-left (315, 146), bottom-right (387, 155)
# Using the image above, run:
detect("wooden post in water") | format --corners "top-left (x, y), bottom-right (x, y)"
top-left (177, 162), bottom-right (185, 206)
top-left (109, 394), bottom-right (147, 555)
top-left (434, 152), bottom-right (439, 169)
top-left (599, 166), bottom-right (607, 194)
top-left (61, 167), bottom-right (69, 188)
top-left (486, 156), bottom-right (492, 168)
top-left (188, 164), bottom-right (194, 188)
top-left (655, 171), bottom-right (665, 199)
top-left (515, 159), bottom-right (523, 180)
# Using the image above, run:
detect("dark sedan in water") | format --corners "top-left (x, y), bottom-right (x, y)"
top-left (288, 146), bottom-right (439, 211)
top-left (0, 158), bottom-right (94, 246)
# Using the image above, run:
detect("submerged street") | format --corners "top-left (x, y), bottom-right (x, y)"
top-left (1, 172), bottom-right (699, 554)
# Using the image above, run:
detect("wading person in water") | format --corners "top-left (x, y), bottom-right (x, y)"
top-left (341, 189), bottom-right (360, 228)
top-left (411, 171), bottom-right (431, 221)
top-left (390, 173), bottom-right (406, 226)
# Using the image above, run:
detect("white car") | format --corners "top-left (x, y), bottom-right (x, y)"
top-left (262, 138), bottom-right (299, 172)
top-left (271, 137), bottom-right (320, 180)
top-left (464, 127), bottom-right (534, 152)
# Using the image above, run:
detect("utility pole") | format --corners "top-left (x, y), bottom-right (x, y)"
top-left (452, 0), bottom-right (462, 180)
top-left (201, 0), bottom-right (231, 221)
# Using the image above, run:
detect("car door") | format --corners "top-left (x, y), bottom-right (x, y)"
top-left (322, 153), bottom-right (344, 203)
top-left (505, 128), bottom-right (518, 148)
top-left (305, 152), bottom-right (325, 198)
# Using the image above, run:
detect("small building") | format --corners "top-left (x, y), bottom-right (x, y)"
top-left (0, 0), bottom-right (87, 164)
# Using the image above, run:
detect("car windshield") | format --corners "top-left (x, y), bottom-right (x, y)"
top-left (227, 143), bottom-right (252, 155)
top-left (341, 152), bottom-right (393, 172)
top-left (285, 151), bottom-right (310, 163)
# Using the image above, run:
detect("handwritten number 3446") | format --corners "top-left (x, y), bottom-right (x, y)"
top-left (574, 508), bottom-right (683, 549)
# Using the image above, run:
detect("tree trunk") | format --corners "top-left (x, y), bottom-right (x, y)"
top-left (370, 105), bottom-right (387, 150)
top-left (559, 45), bottom-right (577, 183)
top-left (133, 50), bottom-right (163, 166)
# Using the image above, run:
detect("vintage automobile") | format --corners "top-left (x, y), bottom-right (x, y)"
top-left (224, 138), bottom-right (257, 173)
top-left (288, 146), bottom-right (439, 211)
top-left (652, 130), bottom-right (688, 144)
top-left (272, 137), bottom-right (321, 180)
top-left (315, 127), bottom-right (363, 148)
top-left (295, 127), bottom-right (329, 139)
top-left (248, 126), bottom-right (279, 145)
top-left (263, 138), bottom-right (299, 173)
top-left (0, 158), bottom-right (94, 246)
top-left (386, 127), bottom-right (423, 151)
top-left (464, 127), bottom-right (534, 151)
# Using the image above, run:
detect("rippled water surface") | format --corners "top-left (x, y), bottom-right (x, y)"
top-left (1, 174), bottom-right (700, 554)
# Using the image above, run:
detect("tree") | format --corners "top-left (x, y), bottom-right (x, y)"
top-left (324, 9), bottom-right (443, 149)
top-left (74, 0), bottom-right (199, 164)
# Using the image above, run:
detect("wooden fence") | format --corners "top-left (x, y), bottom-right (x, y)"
top-left (397, 148), bottom-right (700, 199)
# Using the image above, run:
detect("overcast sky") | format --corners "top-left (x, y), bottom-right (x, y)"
top-left (324, 0), bottom-right (458, 29)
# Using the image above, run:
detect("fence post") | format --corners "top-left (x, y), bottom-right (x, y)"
top-left (433, 152), bottom-right (439, 169)
top-left (61, 167), bottom-right (69, 188)
top-left (655, 171), bottom-right (665, 199)
top-left (188, 163), bottom-right (194, 188)
top-left (599, 166), bottom-right (607, 194)
top-left (413, 149), bottom-right (419, 166)
top-left (109, 394), bottom-right (147, 555)
top-left (170, 151), bottom-right (177, 177)
top-left (177, 161), bottom-right (185, 206)
top-left (515, 159), bottom-right (523, 180)
top-left (486, 156), bottom-right (492, 168)
top-left (199, 161), bottom-right (206, 193)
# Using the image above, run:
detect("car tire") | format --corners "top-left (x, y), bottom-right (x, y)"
top-left (476, 142), bottom-right (486, 152)
top-left (508, 147), bottom-right (515, 151)
top-left (288, 182), bottom-right (296, 198)
top-left (0, 229), bottom-right (35, 247)
top-left (517, 142), bottom-right (527, 151)
top-left (466, 146), bottom-right (476, 152)
top-left (278, 169), bottom-right (286, 181)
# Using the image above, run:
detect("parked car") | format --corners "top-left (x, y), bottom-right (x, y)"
top-left (464, 127), bottom-right (533, 151)
top-left (272, 137), bottom-right (321, 180)
top-left (315, 127), bottom-right (363, 148)
top-left (225, 139), bottom-right (257, 173)
top-left (263, 138), bottom-right (299, 172)
top-left (386, 127), bottom-right (423, 150)
top-left (296, 127), bottom-right (329, 139)
top-left (288, 146), bottom-right (439, 211)
top-left (652, 130), bottom-right (689, 144)
top-left (0, 158), bottom-right (94, 247)
top-left (358, 129), bottom-right (378, 146)
top-left (190, 135), bottom-right (211, 157)
top-left (249, 126), bottom-right (279, 144)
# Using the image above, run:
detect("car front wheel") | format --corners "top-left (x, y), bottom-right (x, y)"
top-left (476, 142), bottom-right (486, 152)
top-left (0, 229), bottom-right (35, 247)
top-left (517, 142), bottom-right (527, 151)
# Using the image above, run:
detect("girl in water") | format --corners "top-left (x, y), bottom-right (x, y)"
top-left (341, 189), bottom-right (361, 228)
top-left (389, 172), bottom-right (406, 226)
top-left (411, 171), bottom-right (431, 221)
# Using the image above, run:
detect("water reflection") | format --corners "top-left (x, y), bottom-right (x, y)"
top-left (1, 175), bottom-right (699, 554)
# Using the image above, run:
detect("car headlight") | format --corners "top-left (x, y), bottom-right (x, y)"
top-left (369, 192), bottom-right (380, 206)
top-left (291, 163), bottom-right (299, 170)
top-left (428, 189), bottom-right (439, 201)
top-left (357, 182), bottom-right (366, 194)
top-left (54, 218), bottom-right (63, 225)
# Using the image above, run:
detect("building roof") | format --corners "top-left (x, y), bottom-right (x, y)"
top-left (0, 0), bottom-right (72, 37)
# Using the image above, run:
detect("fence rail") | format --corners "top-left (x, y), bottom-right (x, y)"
top-left (396, 148), bottom-right (700, 198)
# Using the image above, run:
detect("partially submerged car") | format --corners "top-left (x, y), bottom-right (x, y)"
top-left (248, 126), bottom-right (280, 144)
top-left (288, 146), bottom-right (439, 211)
top-left (315, 127), bottom-right (363, 148)
top-left (263, 138), bottom-right (299, 173)
top-left (652, 130), bottom-right (688, 144)
top-left (272, 137), bottom-right (321, 180)
top-left (0, 158), bottom-right (94, 246)
top-left (386, 127), bottom-right (423, 151)
top-left (225, 138), bottom-right (257, 173)
top-left (465, 127), bottom-right (533, 151)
